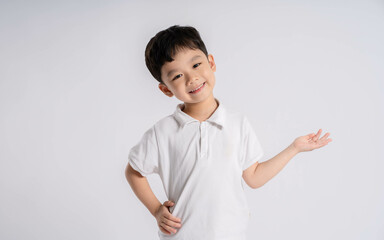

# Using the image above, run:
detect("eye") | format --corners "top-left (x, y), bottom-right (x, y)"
top-left (173, 74), bottom-right (182, 81)
top-left (193, 63), bottom-right (201, 68)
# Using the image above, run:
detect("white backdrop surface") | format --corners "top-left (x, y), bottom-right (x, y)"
top-left (0, 0), bottom-right (383, 239)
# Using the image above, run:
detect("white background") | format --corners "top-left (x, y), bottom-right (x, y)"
top-left (1, 0), bottom-right (383, 239)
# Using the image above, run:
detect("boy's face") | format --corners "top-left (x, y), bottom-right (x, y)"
top-left (159, 48), bottom-right (216, 104)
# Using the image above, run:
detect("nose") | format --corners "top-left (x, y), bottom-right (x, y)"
top-left (186, 72), bottom-right (199, 85)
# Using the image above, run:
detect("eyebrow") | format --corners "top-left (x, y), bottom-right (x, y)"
top-left (166, 55), bottom-right (203, 78)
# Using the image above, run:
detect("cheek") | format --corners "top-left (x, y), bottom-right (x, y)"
top-left (201, 68), bottom-right (213, 78)
top-left (205, 70), bottom-right (215, 82)
top-left (172, 82), bottom-right (186, 92)
top-left (210, 77), bottom-right (216, 86)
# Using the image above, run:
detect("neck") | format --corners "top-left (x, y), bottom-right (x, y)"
top-left (182, 95), bottom-right (218, 122)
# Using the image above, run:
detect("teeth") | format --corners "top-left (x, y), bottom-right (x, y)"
top-left (191, 83), bottom-right (204, 92)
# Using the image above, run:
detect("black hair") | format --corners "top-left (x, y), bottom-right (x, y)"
top-left (145, 25), bottom-right (209, 84)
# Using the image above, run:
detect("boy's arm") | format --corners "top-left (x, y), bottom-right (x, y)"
top-left (243, 144), bottom-right (298, 189)
top-left (243, 129), bottom-right (332, 189)
top-left (125, 163), bottom-right (162, 216)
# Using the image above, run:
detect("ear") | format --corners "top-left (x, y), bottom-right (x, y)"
top-left (158, 82), bottom-right (174, 97)
top-left (208, 54), bottom-right (216, 72)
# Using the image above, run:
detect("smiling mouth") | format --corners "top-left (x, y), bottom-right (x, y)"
top-left (189, 82), bottom-right (205, 93)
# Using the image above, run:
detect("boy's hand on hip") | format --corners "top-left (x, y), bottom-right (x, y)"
top-left (292, 129), bottom-right (332, 153)
top-left (155, 200), bottom-right (182, 235)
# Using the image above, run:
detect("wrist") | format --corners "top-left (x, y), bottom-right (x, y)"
top-left (288, 143), bottom-right (300, 155)
top-left (150, 202), bottom-right (162, 217)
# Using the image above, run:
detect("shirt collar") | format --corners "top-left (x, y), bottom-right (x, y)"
top-left (173, 98), bottom-right (226, 129)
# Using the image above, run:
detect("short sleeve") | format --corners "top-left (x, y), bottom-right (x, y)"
top-left (241, 116), bottom-right (264, 171)
top-left (128, 126), bottom-right (159, 177)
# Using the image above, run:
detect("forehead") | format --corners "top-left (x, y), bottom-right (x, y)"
top-left (161, 48), bottom-right (205, 76)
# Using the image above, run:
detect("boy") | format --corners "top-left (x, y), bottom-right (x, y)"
top-left (125, 25), bottom-right (332, 240)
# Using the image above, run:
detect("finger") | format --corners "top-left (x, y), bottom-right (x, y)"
top-left (163, 204), bottom-right (172, 211)
top-left (320, 132), bottom-right (330, 140)
top-left (165, 214), bottom-right (182, 227)
top-left (323, 138), bottom-right (332, 144)
top-left (314, 129), bottom-right (322, 140)
top-left (307, 133), bottom-right (316, 141)
top-left (163, 201), bottom-right (174, 207)
top-left (161, 221), bottom-right (177, 234)
top-left (165, 212), bottom-right (181, 223)
top-left (160, 224), bottom-right (174, 235)
top-left (319, 138), bottom-right (332, 147)
top-left (159, 225), bottom-right (171, 235)
top-left (307, 133), bottom-right (316, 138)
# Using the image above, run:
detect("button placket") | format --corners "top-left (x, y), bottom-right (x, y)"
top-left (200, 122), bottom-right (208, 158)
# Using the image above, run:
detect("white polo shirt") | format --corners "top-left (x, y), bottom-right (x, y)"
top-left (128, 98), bottom-right (264, 240)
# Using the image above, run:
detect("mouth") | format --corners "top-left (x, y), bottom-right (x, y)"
top-left (189, 82), bottom-right (206, 94)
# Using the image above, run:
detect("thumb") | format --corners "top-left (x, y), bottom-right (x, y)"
top-left (163, 201), bottom-right (174, 207)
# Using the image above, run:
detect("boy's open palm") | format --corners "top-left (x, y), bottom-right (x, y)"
top-left (292, 129), bottom-right (332, 152)
top-left (155, 201), bottom-right (182, 235)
